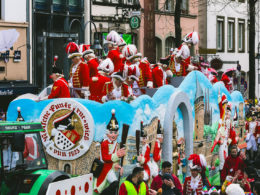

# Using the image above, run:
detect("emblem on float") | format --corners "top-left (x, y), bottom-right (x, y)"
top-left (40, 99), bottom-right (94, 160)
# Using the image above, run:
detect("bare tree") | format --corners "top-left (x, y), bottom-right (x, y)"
top-left (175, 0), bottom-right (182, 47)
top-left (249, 0), bottom-right (258, 101)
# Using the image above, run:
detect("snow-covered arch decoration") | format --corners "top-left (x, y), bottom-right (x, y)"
top-left (162, 91), bottom-right (193, 166)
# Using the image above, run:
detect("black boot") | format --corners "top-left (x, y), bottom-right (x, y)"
top-left (100, 181), bottom-right (119, 195)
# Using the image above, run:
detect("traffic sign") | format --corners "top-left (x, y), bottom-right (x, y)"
top-left (129, 16), bottom-right (141, 29)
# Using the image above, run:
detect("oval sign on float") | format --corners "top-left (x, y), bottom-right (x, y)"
top-left (40, 99), bottom-right (94, 160)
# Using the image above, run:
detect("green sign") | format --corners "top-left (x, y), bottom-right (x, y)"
top-left (129, 16), bottom-right (140, 29)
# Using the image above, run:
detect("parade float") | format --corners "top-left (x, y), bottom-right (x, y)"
top-left (5, 70), bottom-right (245, 194)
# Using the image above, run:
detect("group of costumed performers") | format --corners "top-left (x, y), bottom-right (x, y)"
top-left (36, 28), bottom-right (239, 103)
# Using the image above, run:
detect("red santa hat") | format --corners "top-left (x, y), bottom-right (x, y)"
top-left (127, 65), bottom-right (140, 81)
top-left (188, 154), bottom-right (207, 171)
top-left (66, 42), bottom-right (82, 59)
top-left (122, 44), bottom-right (141, 60)
top-left (106, 109), bottom-right (119, 133)
top-left (183, 31), bottom-right (199, 45)
top-left (98, 58), bottom-right (114, 74)
top-left (221, 93), bottom-right (228, 105)
top-left (79, 44), bottom-right (91, 53)
top-left (105, 30), bottom-right (120, 45)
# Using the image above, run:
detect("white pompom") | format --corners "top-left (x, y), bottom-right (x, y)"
top-left (17, 107), bottom-right (21, 111)
top-left (111, 109), bottom-right (116, 114)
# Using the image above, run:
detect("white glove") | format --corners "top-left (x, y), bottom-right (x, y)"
top-left (82, 87), bottom-right (90, 100)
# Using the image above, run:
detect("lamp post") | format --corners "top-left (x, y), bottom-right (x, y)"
top-left (68, 19), bottom-right (102, 52)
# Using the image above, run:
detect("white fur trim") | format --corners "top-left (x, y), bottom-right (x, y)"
top-left (147, 81), bottom-right (153, 88)
top-left (166, 70), bottom-right (173, 77)
top-left (92, 77), bottom-right (98, 82)
top-left (102, 96), bottom-right (107, 103)
top-left (119, 54), bottom-right (124, 59)
top-left (139, 156), bottom-right (145, 164)
top-left (199, 154), bottom-right (207, 168)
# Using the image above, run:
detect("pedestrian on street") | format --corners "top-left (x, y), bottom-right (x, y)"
top-left (151, 161), bottom-right (182, 194)
top-left (119, 167), bottom-right (149, 195)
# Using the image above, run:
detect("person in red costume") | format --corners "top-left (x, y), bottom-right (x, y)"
top-left (137, 121), bottom-right (151, 182)
top-left (221, 73), bottom-right (233, 92)
top-left (39, 66), bottom-right (70, 100)
top-left (66, 42), bottom-right (90, 99)
top-left (183, 154), bottom-right (211, 195)
top-left (89, 58), bottom-right (113, 102)
top-left (82, 49), bottom-right (99, 78)
top-left (122, 44), bottom-right (153, 96)
top-left (208, 68), bottom-right (218, 84)
top-left (124, 65), bottom-right (140, 98)
top-left (221, 146), bottom-right (246, 183)
top-left (101, 71), bottom-right (130, 102)
top-left (93, 109), bottom-right (126, 194)
top-left (106, 31), bottom-right (124, 73)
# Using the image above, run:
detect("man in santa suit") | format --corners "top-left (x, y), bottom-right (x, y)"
top-left (66, 42), bottom-right (90, 99)
top-left (102, 71), bottom-right (129, 102)
top-left (183, 154), bottom-right (210, 195)
top-left (106, 31), bottom-right (124, 72)
top-left (89, 58), bottom-right (113, 102)
top-left (124, 65), bottom-right (140, 98)
top-left (94, 109), bottom-right (126, 194)
top-left (137, 121), bottom-right (151, 181)
top-left (82, 49), bottom-right (99, 78)
top-left (122, 45), bottom-right (153, 96)
top-left (221, 73), bottom-right (233, 92)
top-left (245, 111), bottom-right (258, 160)
top-left (39, 66), bottom-right (70, 100)
top-left (174, 32), bottom-right (199, 76)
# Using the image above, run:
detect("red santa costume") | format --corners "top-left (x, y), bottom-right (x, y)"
top-left (40, 66), bottom-right (70, 100)
top-left (106, 31), bottom-right (124, 73)
top-left (102, 71), bottom-right (129, 102)
top-left (125, 65), bottom-right (140, 97)
top-left (221, 74), bottom-right (233, 92)
top-left (175, 32), bottom-right (199, 76)
top-left (89, 58), bottom-right (113, 102)
top-left (183, 154), bottom-right (210, 195)
top-left (82, 49), bottom-right (99, 78)
top-left (94, 109), bottom-right (123, 194)
top-left (122, 44), bottom-right (153, 96)
top-left (66, 42), bottom-right (90, 99)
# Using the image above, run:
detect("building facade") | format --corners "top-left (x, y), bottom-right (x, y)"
top-left (0, 0), bottom-right (37, 111)
top-left (199, 0), bottom-right (249, 96)
top-left (139, 0), bottom-right (199, 62)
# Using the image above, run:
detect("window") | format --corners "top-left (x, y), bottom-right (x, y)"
top-left (238, 19), bottom-right (245, 52)
top-left (165, 37), bottom-right (175, 56)
top-left (181, 0), bottom-right (189, 14)
top-left (217, 16), bottom-right (225, 52)
top-left (228, 18), bottom-right (235, 52)
top-left (164, 0), bottom-right (174, 12)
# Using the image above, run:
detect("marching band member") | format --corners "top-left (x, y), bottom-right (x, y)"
top-left (66, 42), bottom-right (90, 99)
top-left (89, 58), bottom-right (113, 102)
top-left (106, 31), bottom-right (124, 72)
top-left (122, 44), bottom-right (153, 96)
top-left (102, 71), bottom-right (130, 102)
top-left (82, 49), bottom-right (99, 78)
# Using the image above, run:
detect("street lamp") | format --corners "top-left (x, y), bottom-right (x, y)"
top-left (68, 19), bottom-right (102, 51)
top-left (256, 42), bottom-right (260, 98)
